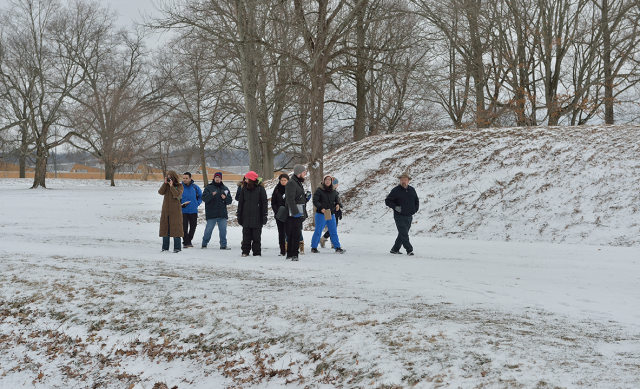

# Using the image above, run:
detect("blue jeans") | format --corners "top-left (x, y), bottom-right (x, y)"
top-left (311, 213), bottom-right (340, 249)
top-left (202, 218), bottom-right (228, 247)
top-left (162, 237), bottom-right (181, 251)
top-left (162, 219), bottom-right (181, 251)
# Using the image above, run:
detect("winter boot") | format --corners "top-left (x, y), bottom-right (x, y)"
top-left (319, 236), bottom-right (327, 248)
top-left (335, 248), bottom-right (346, 254)
top-left (311, 248), bottom-right (320, 253)
top-left (390, 249), bottom-right (402, 254)
top-left (299, 241), bottom-right (305, 255)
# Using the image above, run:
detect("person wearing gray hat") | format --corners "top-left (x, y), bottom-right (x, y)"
top-left (385, 172), bottom-right (419, 255)
top-left (285, 164), bottom-right (308, 261)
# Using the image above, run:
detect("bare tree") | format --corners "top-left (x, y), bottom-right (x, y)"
top-left (67, 22), bottom-right (172, 186)
top-left (281, 0), bottom-right (368, 186)
top-left (159, 34), bottom-right (244, 186)
top-left (412, 0), bottom-right (494, 128)
top-left (0, 0), bottom-right (108, 188)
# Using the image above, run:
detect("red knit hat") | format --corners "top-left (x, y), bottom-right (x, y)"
top-left (245, 171), bottom-right (258, 181)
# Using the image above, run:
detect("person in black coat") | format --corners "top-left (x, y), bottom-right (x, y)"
top-left (284, 164), bottom-right (308, 261)
top-left (201, 172), bottom-right (233, 249)
top-left (385, 172), bottom-right (419, 255)
top-left (237, 171), bottom-right (268, 256)
top-left (271, 173), bottom-right (289, 256)
top-left (310, 175), bottom-right (345, 253)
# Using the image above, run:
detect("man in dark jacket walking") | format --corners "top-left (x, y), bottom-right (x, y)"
top-left (237, 171), bottom-right (268, 256)
top-left (385, 172), bottom-right (419, 256)
top-left (285, 164), bottom-right (308, 261)
top-left (201, 172), bottom-right (233, 249)
top-left (181, 172), bottom-right (203, 248)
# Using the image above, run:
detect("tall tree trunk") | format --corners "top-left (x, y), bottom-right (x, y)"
top-left (467, 0), bottom-right (487, 127)
top-left (237, 0), bottom-right (263, 176)
top-left (19, 126), bottom-right (27, 178)
top-left (353, 0), bottom-right (367, 142)
top-left (31, 142), bottom-right (48, 189)
top-left (602, 0), bottom-right (614, 124)
top-left (200, 145), bottom-right (208, 186)
top-left (308, 63), bottom-right (327, 191)
top-left (104, 163), bottom-right (116, 187)
top-left (196, 122), bottom-right (209, 186)
top-left (262, 142), bottom-right (275, 179)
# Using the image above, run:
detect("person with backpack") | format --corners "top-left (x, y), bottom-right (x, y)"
top-left (237, 171), bottom-right (268, 256)
top-left (311, 175), bottom-right (345, 254)
top-left (181, 172), bottom-right (203, 248)
top-left (201, 172), bottom-right (233, 249)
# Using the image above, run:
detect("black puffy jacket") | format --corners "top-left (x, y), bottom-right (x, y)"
top-left (385, 184), bottom-right (419, 216)
top-left (237, 184), bottom-right (268, 228)
top-left (312, 184), bottom-right (341, 214)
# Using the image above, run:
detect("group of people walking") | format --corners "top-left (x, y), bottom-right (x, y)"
top-left (158, 165), bottom-right (419, 258)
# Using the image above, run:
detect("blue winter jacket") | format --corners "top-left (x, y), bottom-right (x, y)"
top-left (181, 180), bottom-right (203, 214)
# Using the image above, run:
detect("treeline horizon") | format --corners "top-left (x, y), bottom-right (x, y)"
top-left (1, 0), bottom-right (639, 188)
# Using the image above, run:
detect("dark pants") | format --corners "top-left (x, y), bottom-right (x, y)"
top-left (182, 213), bottom-right (198, 245)
top-left (285, 217), bottom-right (303, 257)
top-left (392, 214), bottom-right (413, 252)
top-left (162, 217), bottom-right (182, 251)
top-left (276, 219), bottom-right (287, 255)
top-left (323, 217), bottom-right (339, 239)
top-left (242, 226), bottom-right (262, 255)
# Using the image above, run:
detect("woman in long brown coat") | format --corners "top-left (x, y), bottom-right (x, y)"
top-left (159, 170), bottom-right (184, 252)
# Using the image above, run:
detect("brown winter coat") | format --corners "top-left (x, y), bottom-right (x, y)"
top-left (159, 182), bottom-right (184, 237)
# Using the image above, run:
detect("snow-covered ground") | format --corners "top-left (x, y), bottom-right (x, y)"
top-left (1, 178), bottom-right (639, 388)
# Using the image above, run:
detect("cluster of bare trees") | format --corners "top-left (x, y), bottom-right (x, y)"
top-left (418, 0), bottom-right (640, 128)
top-left (1, 0), bottom-right (639, 189)
top-left (0, 0), bottom-right (170, 187)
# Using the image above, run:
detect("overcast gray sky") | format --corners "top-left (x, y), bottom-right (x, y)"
top-left (0, 0), bottom-right (169, 46)
top-left (0, 0), bottom-right (159, 24)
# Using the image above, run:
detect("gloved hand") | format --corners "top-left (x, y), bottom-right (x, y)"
top-left (181, 203), bottom-right (187, 208)
top-left (305, 191), bottom-right (312, 201)
top-left (293, 213), bottom-right (302, 218)
top-left (336, 209), bottom-right (343, 220)
top-left (395, 206), bottom-right (401, 213)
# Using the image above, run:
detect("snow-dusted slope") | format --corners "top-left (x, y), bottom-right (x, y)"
top-left (322, 125), bottom-right (640, 247)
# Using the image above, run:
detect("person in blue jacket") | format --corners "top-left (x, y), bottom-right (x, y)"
top-left (201, 172), bottom-right (233, 249)
top-left (385, 172), bottom-right (419, 256)
top-left (181, 172), bottom-right (203, 248)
